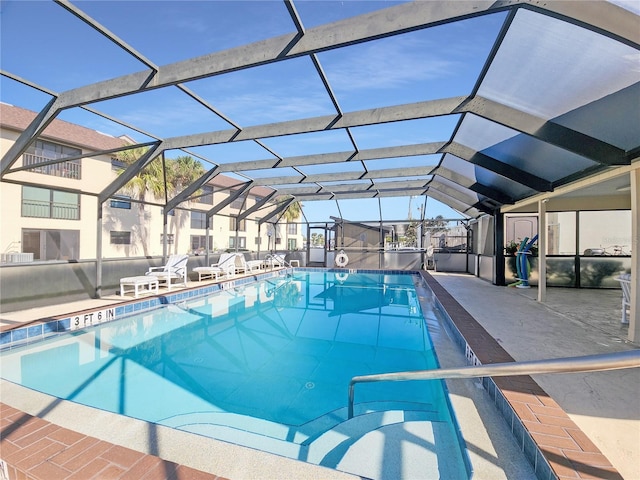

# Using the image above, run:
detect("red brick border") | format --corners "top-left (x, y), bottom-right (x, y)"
top-left (421, 271), bottom-right (623, 480)
top-left (0, 404), bottom-right (227, 480)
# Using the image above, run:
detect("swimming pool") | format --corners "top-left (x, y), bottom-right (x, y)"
top-left (0, 271), bottom-right (470, 478)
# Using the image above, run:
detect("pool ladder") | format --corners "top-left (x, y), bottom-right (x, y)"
top-left (347, 349), bottom-right (640, 418)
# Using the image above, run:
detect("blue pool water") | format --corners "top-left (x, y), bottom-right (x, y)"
top-left (1, 271), bottom-right (469, 476)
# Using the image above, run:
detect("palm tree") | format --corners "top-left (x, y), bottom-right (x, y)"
top-left (116, 146), bottom-right (165, 256)
top-left (276, 196), bottom-right (302, 250)
top-left (167, 156), bottom-right (205, 253)
top-left (170, 155), bottom-right (205, 194)
top-left (116, 148), bottom-right (206, 256)
top-left (282, 199), bottom-right (302, 223)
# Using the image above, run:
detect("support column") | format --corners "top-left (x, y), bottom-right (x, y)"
top-left (629, 168), bottom-right (639, 342)
top-left (96, 202), bottom-right (103, 299)
top-left (305, 224), bottom-right (310, 266)
top-left (380, 219), bottom-right (384, 270)
top-left (234, 222), bottom-right (239, 252)
top-left (538, 199), bottom-right (547, 302)
top-left (494, 212), bottom-right (505, 286)
top-left (324, 224), bottom-right (328, 267)
top-left (162, 211), bottom-right (168, 262)
top-left (205, 215), bottom-right (211, 266)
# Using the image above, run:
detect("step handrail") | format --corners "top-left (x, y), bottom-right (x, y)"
top-left (348, 350), bottom-right (640, 418)
top-left (265, 253), bottom-right (295, 269)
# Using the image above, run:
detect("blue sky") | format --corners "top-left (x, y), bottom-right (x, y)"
top-left (0, 1), bottom-right (508, 222)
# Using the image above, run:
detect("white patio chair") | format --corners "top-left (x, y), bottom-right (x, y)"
top-left (616, 273), bottom-right (631, 324)
top-left (234, 253), bottom-right (262, 274)
top-left (146, 254), bottom-right (189, 291)
top-left (246, 257), bottom-right (263, 271)
top-left (193, 252), bottom-right (236, 281)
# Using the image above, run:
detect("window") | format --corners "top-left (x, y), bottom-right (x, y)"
top-left (160, 234), bottom-right (175, 244)
top-left (229, 236), bottom-right (246, 249)
top-left (229, 216), bottom-right (246, 231)
top-left (196, 186), bottom-right (213, 204)
top-left (546, 212), bottom-right (575, 255)
top-left (110, 195), bottom-right (131, 209)
top-left (287, 223), bottom-right (297, 235)
top-left (22, 186), bottom-right (80, 220)
top-left (579, 210), bottom-right (631, 256)
top-left (23, 140), bottom-right (82, 179)
top-left (191, 211), bottom-right (207, 229)
top-left (22, 229), bottom-right (79, 261)
top-left (191, 235), bottom-right (213, 251)
top-left (111, 158), bottom-right (126, 171)
top-left (230, 191), bottom-right (245, 209)
top-left (110, 231), bottom-right (131, 245)
top-left (288, 238), bottom-right (297, 250)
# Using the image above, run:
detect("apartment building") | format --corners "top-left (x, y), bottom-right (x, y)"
top-left (0, 103), bottom-right (302, 262)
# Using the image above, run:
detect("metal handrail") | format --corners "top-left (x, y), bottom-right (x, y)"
top-left (265, 253), bottom-right (294, 269)
top-left (347, 350), bottom-right (640, 418)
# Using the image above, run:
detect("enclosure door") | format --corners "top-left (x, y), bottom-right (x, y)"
top-left (307, 225), bottom-right (331, 266)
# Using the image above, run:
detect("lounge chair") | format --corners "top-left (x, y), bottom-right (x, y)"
top-left (146, 254), bottom-right (188, 291)
top-left (193, 252), bottom-right (236, 281)
top-left (234, 253), bottom-right (262, 274)
top-left (616, 273), bottom-right (631, 324)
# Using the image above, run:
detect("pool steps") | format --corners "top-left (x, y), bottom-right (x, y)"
top-left (158, 402), bottom-right (445, 465)
top-left (158, 400), bottom-right (441, 442)
top-left (306, 410), bottom-right (407, 465)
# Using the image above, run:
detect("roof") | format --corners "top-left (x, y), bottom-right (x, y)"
top-left (1, 1), bottom-right (638, 221)
top-left (0, 103), bottom-right (127, 152)
top-left (0, 103), bottom-right (275, 199)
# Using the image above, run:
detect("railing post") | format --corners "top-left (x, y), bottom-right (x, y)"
top-left (348, 381), bottom-right (355, 419)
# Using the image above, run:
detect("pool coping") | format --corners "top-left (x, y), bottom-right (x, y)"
top-left (420, 271), bottom-right (623, 480)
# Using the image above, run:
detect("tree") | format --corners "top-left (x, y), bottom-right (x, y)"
top-left (167, 156), bottom-right (205, 253)
top-left (275, 196), bottom-right (302, 250)
top-left (116, 147), bottom-right (206, 255)
top-left (405, 221), bottom-right (419, 247)
top-left (170, 155), bottom-right (205, 194)
top-left (425, 215), bottom-right (447, 232)
top-left (281, 198), bottom-right (302, 223)
top-left (116, 146), bottom-right (165, 256)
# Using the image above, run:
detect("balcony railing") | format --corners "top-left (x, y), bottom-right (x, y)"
top-left (23, 153), bottom-right (81, 179)
top-left (22, 200), bottom-right (80, 220)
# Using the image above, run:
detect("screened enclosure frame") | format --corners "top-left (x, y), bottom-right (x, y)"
top-left (2, 1), bottom-right (637, 215)
top-left (0, 0), bottom-right (638, 297)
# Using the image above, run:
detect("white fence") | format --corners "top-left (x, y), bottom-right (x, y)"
top-left (1, 253), bottom-right (34, 263)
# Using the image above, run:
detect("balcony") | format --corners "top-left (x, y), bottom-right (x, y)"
top-left (23, 153), bottom-right (81, 179)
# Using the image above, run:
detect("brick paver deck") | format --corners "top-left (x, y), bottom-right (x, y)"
top-left (0, 404), bottom-right (226, 480)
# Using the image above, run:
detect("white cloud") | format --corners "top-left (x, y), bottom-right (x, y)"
top-left (324, 36), bottom-right (458, 91)
top-left (210, 91), bottom-right (334, 124)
